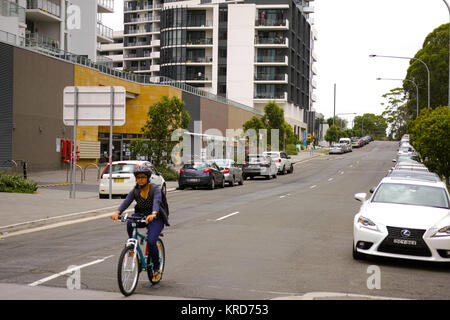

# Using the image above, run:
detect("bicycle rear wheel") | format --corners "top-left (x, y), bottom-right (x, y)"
top-left (147, 238), bottom-right (165, 284)
top-left (117, 245), bottom-right (140, 296)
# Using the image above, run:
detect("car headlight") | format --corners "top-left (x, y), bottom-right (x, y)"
top-left (357, 216), bottom-right (380, 232)
top-left (432, 226), bottom-right (450, 238)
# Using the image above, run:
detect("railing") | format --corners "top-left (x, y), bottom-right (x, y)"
top-left (26, 32), bottom-right (59, 50)
top-left (0, 28), bottom-right (263, 116)
top-left (187, 20), bottom-right (213, 28)
top-left (186, 38), bottom-right (213, 45)
top-left (255, 37), bottom-right (287, 45)
top-left (27, 0), bottom-right (61, 18)
top-left (1, 0), bottom-right (26, 24)
top-left (254, 92), bottom-right (287, 100)
top-left (255, 55), bottom-right (287, 63)
top-left (97, 22), bottom-right (113, 40)
top-left (97, 0), bottom-right (114, 11)
top-left (255, 19), bottom-right (287, 27)
top-left (124, 3), bottom-right (162, 11)
top-left (186, 56), bottom-right (213, 63)
top-left (254, 73), bottom-right (287, 81)
top-left (185, 74), bottom-right (211, 81)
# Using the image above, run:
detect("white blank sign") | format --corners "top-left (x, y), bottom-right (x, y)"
top-left (63, 86), bottom-right (126, 126)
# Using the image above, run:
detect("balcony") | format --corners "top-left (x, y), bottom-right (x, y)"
top-left (186, 20), bottom-right (213, 29)
top-left (255, 37), bottom-right (288, 48)
top-left (185, 73), bottom-right (212, 83)
top-left (97, 22), bottom-right (113, 43)
top-left (1, 0), bottom-right (26, 24)
top-left (303, 6), bottom-right (314, 14)
top-left (124, 3), bottom-right (162, 12)
top-left (255, 19), bottom-right (289, 30)
top-left (186, 38), bottom-right (213, 46)
top-left (97, 0), bottom-right (114, 13)
top-left (255, 55), bottom-right (288, 66)
top-left (254, 91), bottom-right (288, 102)
top-left (125, 40), bottom-right (151, 48)
top-left (311, 64), bottom-right (317, 75)
top-left (150, 51), bottom-right (160, 59)
top-left (25, 31), bottom-right (59, 51)
top-left (254, 73), bottom-right (288, 84)
top-left (26, 0), bottom-right (61, 22)
top-left (312, 50), bottom-right (318, 62)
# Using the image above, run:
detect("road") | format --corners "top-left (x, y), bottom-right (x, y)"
top-left (0, 141), bottom-right (448, 300)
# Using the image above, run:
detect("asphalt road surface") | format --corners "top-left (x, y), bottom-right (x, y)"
top-left (1, 141), bottom-right (449, 300)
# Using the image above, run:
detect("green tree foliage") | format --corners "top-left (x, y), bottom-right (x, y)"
top-left (326, 116), bottom-right (347, 129)
top-left (409, 106), bottom-right (450, 184)
top-left (242, 102), bottom-right (298, 150)
top-left (130, 96), bottom-right (191, 167)
top-left (381, 88), bottom-right (409, 140)
top-left (353, 113), bottom-right (387, 139)
top-left (324, 124), bottom-right (340, 144)
top-left (405, 23), bottom-right (449, 114)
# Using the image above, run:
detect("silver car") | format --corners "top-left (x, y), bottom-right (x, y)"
top-left (329, 143), bottom-right (345, 154)
top-left (210, 159), bottom-right (244, 187)
top-left (243, 155), bottom-right (278, 180)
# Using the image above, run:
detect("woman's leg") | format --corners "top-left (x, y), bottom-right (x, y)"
top-left (146, 218), bottom-right (164, 271)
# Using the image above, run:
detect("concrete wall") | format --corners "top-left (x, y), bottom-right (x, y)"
top-left (12, 46), bottom-right (74, 171)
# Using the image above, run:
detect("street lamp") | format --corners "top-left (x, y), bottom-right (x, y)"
top-left (369, 54), bottom-right (430, 109)
top-left (376, 77), bottom-right (419, 118)
top-left (442, 0), bottom-right (450, 108)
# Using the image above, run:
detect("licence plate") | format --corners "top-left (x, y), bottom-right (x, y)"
top-left (188, 179), bottom-right (199, 182)
top-left (393, 239), bottom-right (417, 246)
top-left (249, 165), bottom-right (258, 168)
top-left (114, 178), bottom-right (124, 183)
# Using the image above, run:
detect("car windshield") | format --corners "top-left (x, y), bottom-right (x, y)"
top-left (397, 155), bottom-right (420, 163)
top-left (389, 171), bottom-right (440, 182)
top-left (211, 160), bottom-right (230, 167)
top-left (184, 162), bottom-right (209, 170)
top-left (372, 183), bottom-right (449, 208)
top-left (110, 164), bottom-right (137, 173)
top-left (248, 156), bottom-right (268, 163)
top-left (264, 153), bottom-right (279, 158)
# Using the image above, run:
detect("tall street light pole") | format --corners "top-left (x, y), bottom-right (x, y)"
top-left (443, 0), bottom-right (450, 108)
top-left (369, 54), bottom-right (430, 109)
top-left (376, 78), bottom-right (420, 118)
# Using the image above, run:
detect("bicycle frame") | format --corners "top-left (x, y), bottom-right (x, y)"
top-left (127, 224), bottom-right (151, 271)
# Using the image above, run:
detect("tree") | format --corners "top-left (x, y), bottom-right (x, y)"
top-left (405, 23), bottom-right (449, 114)
top-left (353, 113), bottom-right (387, 139)
top-left (324, 124), bottom-right (340, 145)
top-left (381, 88), bottom-right (409, 140)
top-left (409, 106), bottom-right (450, 185)
top-left (326, 116), bottom-right (347, 129)
top-left (130, 96), bottom-right (191, 167)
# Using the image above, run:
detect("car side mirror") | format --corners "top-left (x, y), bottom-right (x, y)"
top-left (219, 167), bottom-right (224, 170)
top-left (392, 159), bottom-right (397, 163)
top-left (287, 156), bottom-right (291, 159)
top-left (354, 193), bottom-right (367, 202)
top-left (370, 187), bottom-right (376, 193)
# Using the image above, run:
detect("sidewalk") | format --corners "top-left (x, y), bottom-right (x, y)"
top-left (0, 150), bottom-right (323, 237)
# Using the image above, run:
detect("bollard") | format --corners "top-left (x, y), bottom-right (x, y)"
top-left (22, 161), bottom-right (27, 180)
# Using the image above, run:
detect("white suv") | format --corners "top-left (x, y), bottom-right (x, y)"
top-left (263, 151), bottom-right (293, 175)
top-left (99, 160), bottom-right (166, 198)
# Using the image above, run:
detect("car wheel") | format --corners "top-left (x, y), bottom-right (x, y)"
top-left (282, 166), bottom-right (286, 175)
top-left (238, 176), bottom-right (244, 185)
top-left (209, 178), bottom-right (215, 190)
top-left (289, 164), bottom-right (294, 173)
top-left (221, 176), bottom-right (225, 188)
top-left (266, 175), bottom-right (271, 180)
top-left (229, 176), bottom-right (235, 187)
top-left (162, 183), bottom-right (167, 196)
top-left (178, 185), bottom-right (185, 190)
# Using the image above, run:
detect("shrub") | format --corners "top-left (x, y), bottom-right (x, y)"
top-left (155, 165), bottom-right (179, 181)
top-left (0, 172), bottom-right (37, 193)
top-left (286, 144), bottom-right (299, 155)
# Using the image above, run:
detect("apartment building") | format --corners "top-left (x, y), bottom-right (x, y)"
top-left (123, 0), bottom-right (162, 75)
top-left (0, 0), bottom-right (116, 61)
top-left (99, 30), bottom-right (124, 70)
top-left (157, 0), bottom-right (317, 138)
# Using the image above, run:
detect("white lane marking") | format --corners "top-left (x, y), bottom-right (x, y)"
top-left (280, 195), bottom-right (286, 198)
top-left (29, 255), bottom-right (114, 287)
top-left (328, 178), bottom-right (333, 182)
top-left (349, 165), bottom-right (353, 168)
top-left (216, 212), bottom-right (239, 221)
top-left (310, 185), bottom-right (317, 189)
top-left (340, 171), bottom-right (345, 175)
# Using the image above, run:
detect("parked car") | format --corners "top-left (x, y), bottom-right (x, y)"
top-left (351, 137), bottom-right (363, 148)
top-left (243, 154), bottom-right (278, 180)
top-left (397, 145), bottom-right (416, 156)
top-left (339, 138), bottom-right (352, 152)
top-left (387, 170), bottom-right (442, 182)
top-left (178, 161), bottom-right (225, 190)
top-left (99, 160), bottom-right (166, 198)
top-left (263, 151), bottom-right (293, 174)
top-left (353, 176), bottom-right (450, 262)
top-left (210, 159), bottom-right (244, 187)
top-left (392, 162), bottom-right (429, 173)
top-left (329, 143), bottom-right (347, 154)
top-left (393, 154), bottom-right (422, 164)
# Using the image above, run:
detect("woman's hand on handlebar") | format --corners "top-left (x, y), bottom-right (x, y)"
top-left (145, 212), bottom-right (157, 224)
top-left (111, 211), bottom-right (121, 221)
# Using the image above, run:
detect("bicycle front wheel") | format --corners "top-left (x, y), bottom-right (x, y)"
top-left (147, 238), bottom-right (165, 284)
top-left (117, 245), bottom-right (140, 296)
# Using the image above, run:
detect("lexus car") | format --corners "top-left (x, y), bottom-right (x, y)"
top-left (353, 177), bottom-right (450, 262)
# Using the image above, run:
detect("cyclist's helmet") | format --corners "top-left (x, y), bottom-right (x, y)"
top-left (134, 165), bottom-right (152, 182)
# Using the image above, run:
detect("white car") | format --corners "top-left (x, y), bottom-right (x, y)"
top-left (263, 151), bottom-right (293, 174)
top-left (353, 177), bottom-right (450, 262)
top-left (339, 138), bottom-right (352, 152)
top-left (99, 160), bottom-right (166, 198)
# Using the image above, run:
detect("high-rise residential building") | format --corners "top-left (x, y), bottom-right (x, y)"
top-left (156, 0), bottom-right (317, 138)
top-left (0, 0), bottom-right (116, 61)
top-left (123, 0), bottom-right (162, 75)
top-left (99, 30), bottom-right (124, 70)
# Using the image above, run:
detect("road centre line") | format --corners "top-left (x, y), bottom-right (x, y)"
top-left (29, 255), bottom-right (114, 287)
top-left (216, 212), bottom-right (239, 221)
top-left (328, 178), bottom-right (333, 181)
top-left (310, 185), bottom-right (317, 189)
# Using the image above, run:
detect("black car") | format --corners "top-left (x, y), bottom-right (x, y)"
top-left (178, 161), bottom-right (225, 190)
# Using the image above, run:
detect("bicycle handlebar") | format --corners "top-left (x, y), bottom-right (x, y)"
top-left (120, 213), bottom-right (146, 223)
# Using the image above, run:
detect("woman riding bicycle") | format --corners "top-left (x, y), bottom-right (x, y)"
top-left (112, 165), bottom-right (169, 283)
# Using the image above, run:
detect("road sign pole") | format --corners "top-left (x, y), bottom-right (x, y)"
top-left (109, 86), bottom-right (115, 200)
top-left (71, 87), bottom-right (78, 199)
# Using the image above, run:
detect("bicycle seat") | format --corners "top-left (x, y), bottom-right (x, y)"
top-left (159, 233), bottom-right (164, 237)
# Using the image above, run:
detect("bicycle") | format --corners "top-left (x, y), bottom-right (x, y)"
top-left (117, 213), bottom-right (165, 296)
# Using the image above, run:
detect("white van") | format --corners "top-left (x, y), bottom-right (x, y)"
top-left (339, 138), bottom-right (352, 152)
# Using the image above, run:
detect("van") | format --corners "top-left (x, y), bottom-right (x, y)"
top-left (339, 138), bottom-right (352, 152)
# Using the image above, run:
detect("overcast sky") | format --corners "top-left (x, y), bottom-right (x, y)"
top-left (103, 0), bottom-right (449, 125)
